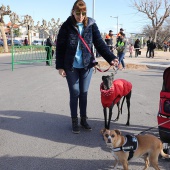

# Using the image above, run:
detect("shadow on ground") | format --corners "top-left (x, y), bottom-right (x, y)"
top-left (0, 110), bottom-right (169, 170)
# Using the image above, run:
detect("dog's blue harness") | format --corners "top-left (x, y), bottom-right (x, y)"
top-left (112, 135), bottom-right (138, 160)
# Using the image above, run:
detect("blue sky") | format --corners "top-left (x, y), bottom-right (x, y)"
top-left (1, 0), bottom-right (151, 36)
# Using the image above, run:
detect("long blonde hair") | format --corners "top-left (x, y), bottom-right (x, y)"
top-left (71, 0), bottom-right (88, 27)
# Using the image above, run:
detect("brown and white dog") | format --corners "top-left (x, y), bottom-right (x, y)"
top-left (101, 129), bottom-right (170, 170)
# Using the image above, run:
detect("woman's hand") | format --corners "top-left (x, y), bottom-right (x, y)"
top-left (110, 59), bottom-right (119, 66)
top-left (58, 69), bottom-right (66, 77)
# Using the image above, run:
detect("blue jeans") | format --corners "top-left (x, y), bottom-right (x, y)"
top-left (118, 52), bottom-right (125, 68)
top-left (65, 68), bottom-right (93, 118)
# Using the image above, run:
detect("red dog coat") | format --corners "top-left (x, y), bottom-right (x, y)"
top-left (100, 79), bottom-right (132, 108)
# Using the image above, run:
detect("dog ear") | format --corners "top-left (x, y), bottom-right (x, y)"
top-left (115, 129), bottom-right (121, 135)
top-left (102, 76), bottom-right (105, 81)
top-left (100, 128), bottom-right (106, 134)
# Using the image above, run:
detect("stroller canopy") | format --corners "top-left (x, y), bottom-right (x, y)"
top-left (162, 67), bottom-right (170, 92)
top-left (158, 66), bottom-right (170, 143)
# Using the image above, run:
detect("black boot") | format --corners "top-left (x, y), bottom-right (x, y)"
top-left (46, 61), bottom-right (50, 66)
top-left (80, 117), bottom-right (92, 130)
top-left (72, 118), bottom-right (80, 134)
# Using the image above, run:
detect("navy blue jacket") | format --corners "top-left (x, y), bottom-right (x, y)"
top-left (56, 16), bottom-right (117, 70)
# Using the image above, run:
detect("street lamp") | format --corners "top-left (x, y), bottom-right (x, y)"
top-left (110, 16), bottom-right (118, 33)
top-left (92, 0), bottom-right (95, 19)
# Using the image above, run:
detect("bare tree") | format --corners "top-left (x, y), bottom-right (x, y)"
top-left (132, 0), bottom-right (170, 41)
top-left (0, 4), bottom-right (11, 52)
top-left (142, 24), bottom-right (170, 49)
top-left (49, 18), bottom-right (63, 39)
top-left (34, 19), bottom-right (50, 45)
top-left (22, 15), bottom-right (34, 45)
top-left (9, 12), bottom-right (21, 45)
top-left (34, 18), bottom-right (62, 44)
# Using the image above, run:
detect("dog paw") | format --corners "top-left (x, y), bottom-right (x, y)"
top-left (126, 122), bottom-right (130, 126)
top-left (113, 118), bottom-right (118, 122)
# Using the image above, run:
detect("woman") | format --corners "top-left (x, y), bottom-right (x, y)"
top-left (56, 0), bottom-right (118, 134)
top-left (116, 33), bottom-right (126, 70)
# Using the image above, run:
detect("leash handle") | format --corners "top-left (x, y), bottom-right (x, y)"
top-left (95, 65), bottom-right (112, 72)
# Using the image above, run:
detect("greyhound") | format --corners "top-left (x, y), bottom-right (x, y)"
top-left (100, 73), bottom-right (132, 129)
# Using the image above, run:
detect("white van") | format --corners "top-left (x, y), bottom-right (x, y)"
top-left (32, 40), bottom-right (43, 45)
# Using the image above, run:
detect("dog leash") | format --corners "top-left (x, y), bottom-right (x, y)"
top-left (77, 33), bottom-right (112, 72)
top-left (137, 119), bottom-right (170, 135)
top-left (95, 65), bottom-right (112, 72)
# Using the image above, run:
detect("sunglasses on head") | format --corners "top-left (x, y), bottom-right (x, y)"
top-left (75, 11), bottom-right (86, 16)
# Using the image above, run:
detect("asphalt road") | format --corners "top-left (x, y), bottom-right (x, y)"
top-left (0, 56), bottom-right (170, 170)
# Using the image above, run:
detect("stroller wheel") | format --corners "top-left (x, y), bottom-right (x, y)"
top-left (168, 146), bottom-right (170, 155)
top-left (159, 143), bottom-right (170, 159)
top-left (163, 148), bottom-right (168, 154)
top-left (159, 148), bottom-right (168, 159)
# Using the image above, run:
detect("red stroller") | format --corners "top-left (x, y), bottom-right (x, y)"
top-left (157, 67), bottom-right (170, 152)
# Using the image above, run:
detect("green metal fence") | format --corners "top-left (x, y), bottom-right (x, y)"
top-left (11, 45), bottom-right (53, 71)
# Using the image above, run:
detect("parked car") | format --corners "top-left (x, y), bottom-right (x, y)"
top-left (0, 40), bottom-right (3, 46)
top-left (43, 40), bottom-right (47, 46)
top-left (7, 40), bottom-right (22, 46)
top-left (32, 40), bottom-right (43, 45)
top-left (19, 39), bottom-right (25, 45)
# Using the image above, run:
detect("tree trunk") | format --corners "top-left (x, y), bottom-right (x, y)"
top-left (153, 29), bottom-right (158, 42)
top-left (0, 23), bottom-right (9, 53)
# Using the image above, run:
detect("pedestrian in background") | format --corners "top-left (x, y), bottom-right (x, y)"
top-left (146, 36), bottom-right (151, 57)
top-left (163, 42), bottom-right (168, 52)
top-left (149, 40), bottom-right (156, 58)
top-left (116, 32), bottom-right (126, 70)
top-left (24, 37), bottom-right (28, 46)
top-left (46, 35), bottom-right (54, 66)
top-left (129, 44), bottom-right (134, 58)
top-left (55, 0), bottom-right (118, 134)
top-left (105, 30), bottom-right (114, 53)
top-left (117, 28), bottom-right (124, 38)
top-left (134, 39), bottom-right (140, 57)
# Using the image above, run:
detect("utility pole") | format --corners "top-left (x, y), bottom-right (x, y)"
top-left (92, 0), bottom-right (95, 19)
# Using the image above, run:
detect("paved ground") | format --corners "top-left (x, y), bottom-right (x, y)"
top-left (0, 49), bottom-right (170, 170)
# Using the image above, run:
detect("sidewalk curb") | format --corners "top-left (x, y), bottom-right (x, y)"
top-left (146, 65), bottom-right (166, 70)
top-left (0, 53), bottom-right (11, 57)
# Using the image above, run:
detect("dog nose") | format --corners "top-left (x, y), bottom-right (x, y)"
top-left (107, 137), bottom-right (112, 143)
top-left (107, 139), bottom-right (111, 143)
